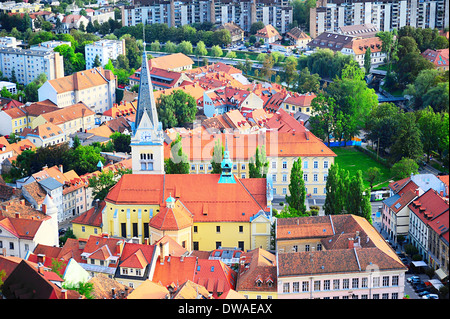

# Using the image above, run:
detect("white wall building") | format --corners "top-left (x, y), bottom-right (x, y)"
top-left (85, 39), bottom-right (126, 70)
top-left (0, 47), bottom-right (64, 85)
top-left (310, 0), bottom-right (450, 38)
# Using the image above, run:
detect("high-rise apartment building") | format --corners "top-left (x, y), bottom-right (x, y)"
top-left (0, 47), bottom-right (64, 85)
top-left (310, 0), bottom-right (450, 38)
top-left (122, 0), bottom-right (292, 33)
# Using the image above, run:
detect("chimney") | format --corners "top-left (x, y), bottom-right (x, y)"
top-left (300, 119), bottom-right (304, 126)
top-left (37, 254), bottom-right (46, 264)
top-left (416, 188), bottom-right (420, 196)
top-left (348, 238), bottom-right (354, 249)
top-left (42, 204), bottom-right (47, 214)
top-left (61, 289), bottom-right (67, 300)
top-left (59, 164), bottom-right (63, 173)
top-left (160, 243), bottom-right (165, 265)
top-left (15, 212), bottom-right (20, 218)
top-left (111, 288), bottom-right (116, 299)
top-left (20, 199), bottom-right (25, 206)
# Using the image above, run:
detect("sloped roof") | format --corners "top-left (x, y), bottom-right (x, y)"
top-left (105, 174), bottom-right (267, 223)
top-left (148, 53), bottom-right (194, 71)
top-left (236, 248), bottom-right (277, 292)
top-left (127, 280), bottom-right (168, 299)
top-left (47, 67), bottom-right (115, 94)
top-left (152, 255), bottom-right (197, 288)
top-left (39, 102), bottom-right (95, 125)
top-left (149, 199), bottom-right (193, 231)
top-left (256, 24), bottom-right (281, 39)
top-left (72, 201), bottom-right (105, 227)
top-left (277, 214), bottom-right (406, 276)
top-left (193, 259), bottom-right (236, 298)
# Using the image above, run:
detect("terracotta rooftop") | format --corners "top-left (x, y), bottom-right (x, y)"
top-left (47, 67), bottom-right (115, 94)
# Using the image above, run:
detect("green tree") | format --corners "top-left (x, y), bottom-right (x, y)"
top-left (110, 132), bottom-right (131, 153)
top-left (248, 146), bottom-right (268, 178)
top-left (164, 40), bottom-right (177, 53)
top-left (285, 158), bottom-right (307, 216)
top-left (210, 45), bottom-right (223, 57)
top-left (150, 40), bottom-right (160, 52)
top-left (309, 94), bottom-right (336, 146)
top-left (212, 29), bottom-right (231, 47)
top-left (226, 50), bottom-right (236, 59)
top-left (177, 40), bottom-right (193, 55)
top-left (88, 168), bottom-right (131, 200)
top-left (391, 158), bottom-right (419, 180)
top-left (210, 139), bottom-right (223, 174)
top-left (194, 40), bottom-right (208, 57)
top-left (364, 46), bottom-right (371, 74)
top-left (93, 54), bottom-right (101, 67)
top-left (283, 56), bottom-right (299, 88)
top-left (346, 170), bottom-right (372, 223)
top-left (250, 21), bottom-right (265, 35)
top-left (297, 67), bottom-right (321, 93)
top-left (23, 73), bottom-right (47, 102)
top-left (365, 167), bottom-right (381, 192)
top-left (390, 113), bottom-right (423, 162)
top-left (156, 90), bottom-right (197, 128)
top-left (165, 134), bottom-right (190, 174)
top-left (416, 106), bottom-right (443, 162)
top-left (261, 54), bottom-right (275, 81)
top-left (324, 163), bottom-right (346, 215)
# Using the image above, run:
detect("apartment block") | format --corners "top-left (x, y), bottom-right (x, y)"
top-left (37, 67), bottom-right (116, 114)
top-left (85, 39), bottom-right (126, 70)
top-left (0, 48), bottom-right (64, 85)
top-left (122, 0), bottom-right (292, 33)
top-left (310, 0), bottom-right (450, 38)
top-left (276, 215), bottom-right (408, 299)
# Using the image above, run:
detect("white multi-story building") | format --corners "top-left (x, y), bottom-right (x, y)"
top-left (0, 48), bottom-right (64, 85)
top-left (310, 0), bottom-right (450, 38)
top-left (0, 36), bottom-right (22, 49)
top-left (37, 67), bottom-right (116, 114)
top-left (85, 39), bottom-right (126, 70)
top-left (122, 0), bottom-right (292, 33)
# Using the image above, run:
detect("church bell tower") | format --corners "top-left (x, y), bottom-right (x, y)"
top-left (130, 45), bottom-right (165, 174)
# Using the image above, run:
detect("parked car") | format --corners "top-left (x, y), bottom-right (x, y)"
top-left (407, 276), bottom-right (420, 283)
top-left (422, 294), bottom-right (439, 299)
top-left (415, 285), bottom-right (429, 293)
top-left (418, 289), bottom-right (432, 296)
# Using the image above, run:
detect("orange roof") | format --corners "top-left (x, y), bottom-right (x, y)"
top-left (152, 255), bottom-right (197, 288)
top-left (193, 259), bottom-right (236, 298)
top-left (127, 280), bottom-right (169, 299)
top-left (149, 199), bottom-right (193, 231)
top-left (105, 174), bottom-right (267, 223)
top-left (47, 67), bottom-right (115, 94)
top-left (86, 125), bottom-right (114, 138)
top-left (256, 24), bottom-right (281, 39)
top-left (2, 106), bottom-right (26, 119)
top-left (149, 53), bottom-right (194, 71)
top-left (345, 37), bottom-right (383, 55)
top-left (39, 102), bottom-right (95, 125)
top-left (20, 122), bottom-right (63, 140)
top-left (163, 130), bottom-right (336, 162)
top-left (153, 83), bottom-right (204, 102)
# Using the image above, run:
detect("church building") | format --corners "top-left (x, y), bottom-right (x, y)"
top-left (101, 47), bottom-right (274, 251)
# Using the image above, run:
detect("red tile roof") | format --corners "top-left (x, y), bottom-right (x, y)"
top-left (152, 255), bottom-right (197, 288)
top-left (408, 188), bottom-right (449, 223)
top-left (236, 248), bottom-right (277, 293)
top-left (72, 200), bottom-right (104, 227)
top-left (149, 199), bottom-right (193, 231)
top-left (119, 242), bottom-right (155, 269)
top-left (105, 174), bottom-right (267, 223)
top-left (193, 259), bottom-right (236, 298)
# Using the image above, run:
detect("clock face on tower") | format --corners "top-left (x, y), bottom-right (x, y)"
top-left (140, 130), bottom-right (152, 142)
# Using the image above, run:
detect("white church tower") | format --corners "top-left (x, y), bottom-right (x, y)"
top-left (130, 45), bottom-right (165, 174)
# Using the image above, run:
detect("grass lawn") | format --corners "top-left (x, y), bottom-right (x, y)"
top-left (332, 147), bottom-right (394, 190)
